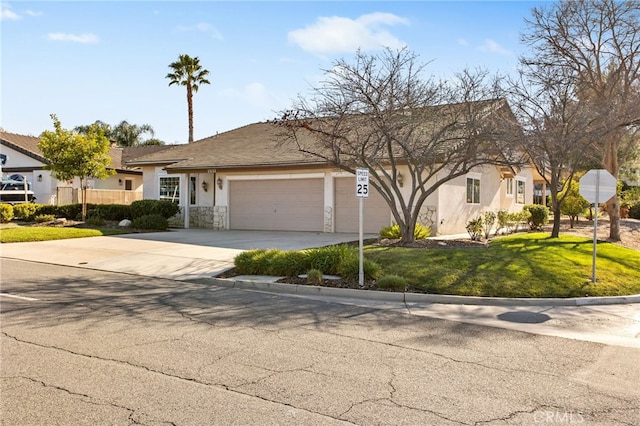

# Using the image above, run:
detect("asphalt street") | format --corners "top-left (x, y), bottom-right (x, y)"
top-left (1, 258), bottom-right (639, 425)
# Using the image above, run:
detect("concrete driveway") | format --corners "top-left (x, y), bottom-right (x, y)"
top-left (0, 229), bottom-right (372, 281)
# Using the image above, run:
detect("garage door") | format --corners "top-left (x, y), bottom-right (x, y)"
top-left (229, 179), bottom-right (324, 231)
top-left (334, 177), bottom-right (391, 233)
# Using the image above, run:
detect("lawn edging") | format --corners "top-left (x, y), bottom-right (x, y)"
top-left (208, 277), bottom-right (640, 306)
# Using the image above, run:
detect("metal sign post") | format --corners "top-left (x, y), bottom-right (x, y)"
top-left (579, 169), bottom-right (617, 283)
top-left (355, 168), bottom-right (369, 287)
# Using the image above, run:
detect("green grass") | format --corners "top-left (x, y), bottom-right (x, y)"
top-left (0, 226), bottom-right (127, 243)
top-left (366, 233), bottom-right (640, 298)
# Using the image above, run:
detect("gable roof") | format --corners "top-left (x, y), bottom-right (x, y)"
top-left (128, 98), bottom-right (520, 172)
top-left (126, 122), bottom-right (324, 171)
top-left (1, 131), bottom-right (173, 172)
top-left (0, 131), bottom-right (47, 163)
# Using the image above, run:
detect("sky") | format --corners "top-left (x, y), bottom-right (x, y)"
top-left (1, 1), bottom-right (546, 145)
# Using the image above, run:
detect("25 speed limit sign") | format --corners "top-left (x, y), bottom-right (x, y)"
top-left (356, 168), bottom-right (369, 198)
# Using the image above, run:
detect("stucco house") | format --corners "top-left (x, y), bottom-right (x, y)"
top-left (0, 131), bottom-right (168, 205)
top-left (127, 109), bottom-right (542, 236)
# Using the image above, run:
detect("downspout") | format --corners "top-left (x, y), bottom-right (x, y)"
top-left (184, 172), bottom-right (190, 229)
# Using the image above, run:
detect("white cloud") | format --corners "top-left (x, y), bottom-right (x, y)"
top-left (458, 38), bottom-right (469, 47)
top-left (47, 33), bottom-right (99, 44)
top-left (176, 22), bottom-right (223, 40)
top-left (288, 12), bottom-right (409, 54)
top-left (1, 5), bottom-right (20, 21)
top-left (477, 39), bottom-right (511, 55)
top-left (26, 9), bottom-right (43, 17)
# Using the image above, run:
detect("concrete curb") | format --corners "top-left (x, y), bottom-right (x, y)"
top-left (206, 278), bottom-right (640, 306)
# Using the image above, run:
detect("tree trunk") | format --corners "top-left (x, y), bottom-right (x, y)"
top-left (399, 218), bottom-right (416, 245)
top-left (607, 196), bottom-right (621, 241)
top-left (81, 179), bottom-right (87, 221)
top-left (187, 83), bottom-right (194, 143)
top-left (550, 204), bottom-right (561, 238)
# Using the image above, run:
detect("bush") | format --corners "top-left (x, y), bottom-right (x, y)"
top-left (306, 269), bottom-right (324, 285)
top-left (305, 245), bottom-right (354, 275)
top-left (130, 199), bottom-right (180, 219)
top-left (56, 204), bottom-right (88, 220)
top-left (85, 216), bottom-right (105, 226)
top-left (267, 250), bottom-right (308, 276)
top-left (0, 204), bottom-right (13, 223)
top-left (629, 203), bottom-right (640, 220)
top-left (497, 210), bottom-right (510, 234)
top-left (12, 203), bottom-right (39, 221)
top-left (34, 204), bottom-right (58, 217)
top-left (523, 204), bottom-right (549, 231)
top-left (466, 217), bottom-right (483, 241)
top-left (132, 214), bottom-right (169, 230)
top-left (561, 194), bottom-right (590, 227)
top-left (482, 211), bottom-right (496, 239)
top-left (376, 275), bottom-right (408, 292)
top-left (336, 255), bottom-right (384, 280)
top-left (35, 214), bottom-right (55, 223)
top-left (379, 222), bottom-right (431, 240)
top-left (91, 204), bottom-right (131, 221)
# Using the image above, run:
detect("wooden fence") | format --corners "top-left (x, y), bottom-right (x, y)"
top-left (56, 187), bottom-right (143, 205)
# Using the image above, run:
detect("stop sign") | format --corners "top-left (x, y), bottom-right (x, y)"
top-left (579, 169), bottom-right (617, 204)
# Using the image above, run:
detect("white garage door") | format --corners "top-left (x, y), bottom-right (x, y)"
top-left (334, 177), bottom-right (391, 233)
top-left (229, 179), bottom-right (324, 231)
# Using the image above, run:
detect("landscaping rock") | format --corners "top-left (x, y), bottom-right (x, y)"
top-left (119, 219), bottom-right (132, 227)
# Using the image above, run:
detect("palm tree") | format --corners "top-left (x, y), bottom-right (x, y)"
top-left (166, 54), bottom-right (211, 143)
top-left (112, 120), bottom-right (156, 147)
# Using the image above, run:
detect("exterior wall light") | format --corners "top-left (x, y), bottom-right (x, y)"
top-left (37, 174), bottom-right (43, 182)
top-left (217, 177), bottom-right (223, 190)
top-left (397, 172), bottom-right (404, 187)
top-left (201, 180), bottom-right (209, 192)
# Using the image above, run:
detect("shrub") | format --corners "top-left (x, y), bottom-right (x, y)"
top-left (131, 214), bottom-right (168, 230)
top-left (523, 204), bottom-right (549, 231)
top-left (267, 250), bottom-right (308, 276)
top-left (560, 194), bottom-right (590, 228)
top-left (497, 210), bottom-right (510, 234)
top-left (379, 222), bottom-right (431, 240)
top-left (56, 204), bottom-right (87, 220)
top-left (509, 210), bottom-right (531, 233)
top-left (91, 204), bottom-right (131, 221)
top-left (12, 203), bottom-right (39, 221)
top-left (85, 216), bottom-right (106, 226)
top-left (234, 249), bottom-right (267, 275)
top-left (376, 275), bottom-right (408, 292)
top-left (35, 214), bottom-right (55, 223)
top-left (34, 204), bottom-right (58, 217)
top-left (0, 204), bottom-right (13, 223)
top-left (305, 245), bottom-right (354, 275)
top-left (336, 255), bottom-right (384, 280)
top-left (466, 217), bottom-right (483, 241)
top-left (629, 203), bottom-right (640, 220)
top-left (482, 211), bottom-right (496, 239)
top-left (306, 269), bottom-right (324, 285)
top-left (130, 199), bottom-right (180, 219)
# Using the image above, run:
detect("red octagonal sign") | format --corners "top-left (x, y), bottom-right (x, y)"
top-left (579, 169), bottom-right (617, 204)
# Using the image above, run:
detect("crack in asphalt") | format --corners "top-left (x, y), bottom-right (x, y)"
top-left (1, 331), bottom-right (355, 425)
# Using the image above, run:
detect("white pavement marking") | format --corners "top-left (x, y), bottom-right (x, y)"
top-left (0, 293), bottom-right (39, 301)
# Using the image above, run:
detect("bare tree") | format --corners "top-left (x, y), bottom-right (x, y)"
top-left (521, 0), bottom-right (640, 240)
top-left (506, 64), bottom-right (600, 238)
top-left (277, 48), bottom-right (522, 244)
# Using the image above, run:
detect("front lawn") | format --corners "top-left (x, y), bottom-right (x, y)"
top-left (366, 233), bottom-right (640, 298)
top-left (0, 226), bottom-right (128, 243)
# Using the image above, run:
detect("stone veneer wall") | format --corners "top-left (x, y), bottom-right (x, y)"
top-left (418, 206), bottom-right (437, 234)
top-left (323, 206), bottom-right (333, 232)
top-left (213, 206), bottom-right (227, 230)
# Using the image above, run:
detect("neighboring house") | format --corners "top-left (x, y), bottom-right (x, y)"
top-left (127, 117), bottom-right (543, 236)
top-left (0, 131), bottom-right (169, 205)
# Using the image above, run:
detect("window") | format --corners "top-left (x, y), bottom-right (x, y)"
top-left (125, 179), bottom-right (132, 191)
top-left (190, 176), bottom-right (197, 205)
top-left (516, 179), bottom-right (525, 204)
top-left (466, 177), bottom-right (480, 204)
top-left (505, 178), bottom-right (514, 196)
top-left (159, 176), bottom-right (180, 203)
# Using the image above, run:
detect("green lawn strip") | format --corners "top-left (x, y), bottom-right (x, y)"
top-left (0, 227), bottom-right (127, 243)
top-left (365, 233), bottom-right (640, 298)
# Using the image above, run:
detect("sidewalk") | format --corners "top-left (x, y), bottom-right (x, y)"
top-left (1, 229), bottom-right (639, 348)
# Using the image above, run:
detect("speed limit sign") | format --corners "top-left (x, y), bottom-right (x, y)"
top-left (356, 168), bottom-right (369, 198)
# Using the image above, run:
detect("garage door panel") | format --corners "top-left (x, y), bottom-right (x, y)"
top-left (229, 179), bottom-right (323, 231)
top-left (335, 177), bottom-right (390, 233)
